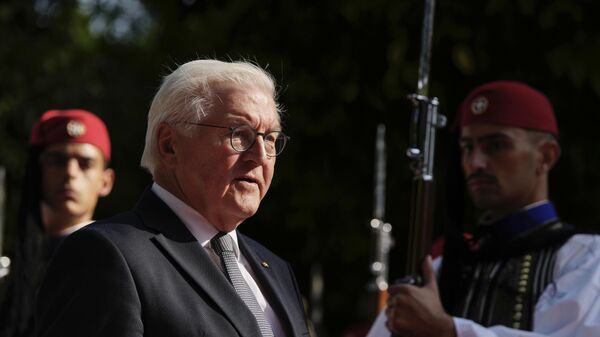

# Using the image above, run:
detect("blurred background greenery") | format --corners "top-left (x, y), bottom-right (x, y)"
top-left (1, 0), bottom-right (600, 336)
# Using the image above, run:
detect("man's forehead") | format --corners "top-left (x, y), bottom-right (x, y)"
top-left (43, 142), bottom-right (105, 158)
top-left (212, 83), bottom-right (273, 104)
top-left (460, 123), bottom-right (526, 140)
top-left (208, 86), bottom-right (280, 127)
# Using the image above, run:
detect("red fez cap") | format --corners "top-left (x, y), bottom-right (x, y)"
top-left (457, 81), bottom-right (558, 137)
top-left (29, 109), bottom-right (111, 161)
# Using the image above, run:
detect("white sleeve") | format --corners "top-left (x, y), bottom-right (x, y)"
top-left (454, 317), bottom-right (547, 337)
top-left (366, 310), bottom-right (391, 337)
top-left (454, 234), bottom-right (600, 337)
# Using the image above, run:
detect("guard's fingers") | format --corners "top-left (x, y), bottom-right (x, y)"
top-left (387, 284), bottom-right (404, 295)
top-left (385, 309), bottom-right (400, 335)
top-left (422, 255), bottom-right (438, 293)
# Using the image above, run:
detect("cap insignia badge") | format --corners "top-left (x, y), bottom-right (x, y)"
top-left (66, 120), bottom-right (86, 138)
top-left (471, 96), bottom-right (488, 115)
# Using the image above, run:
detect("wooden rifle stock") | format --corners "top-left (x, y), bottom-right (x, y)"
top-left (405, 171), bottom-right (434, 278)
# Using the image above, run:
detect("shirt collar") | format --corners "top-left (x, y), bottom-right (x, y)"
top-left (151, 183), bottom-right (240, 258)
top-left (482, 200), bottom-right (559, 241)
top-left (55, 221), bottom-right (92, 236)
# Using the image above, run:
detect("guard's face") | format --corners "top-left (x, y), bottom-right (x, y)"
top-left (40, 143), bottom-right (114, 232)
top-left (168, 85), bottom-right (278, 232)
top-left (459, 123), bottom-right (543, 215)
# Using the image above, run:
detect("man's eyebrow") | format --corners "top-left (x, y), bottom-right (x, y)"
top-left (223, 116), bottom-right (252, 126)
top-left (225, 118), bottom-right (282, 131)
top-left (460, 132), bottom-right (511, 143)
top-left (43, 151), bottom-right (96, 159)
top-left (478, 133), bottom-right (511, 142)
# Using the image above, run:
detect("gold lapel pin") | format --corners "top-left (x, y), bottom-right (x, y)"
top-left (261, 261), bottom-right (269, 268)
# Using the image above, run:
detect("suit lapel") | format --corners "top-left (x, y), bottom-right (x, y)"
top-left (134, 188), bottom-right (262, 337)
top-left (238, 234), bottom-right (306, 337)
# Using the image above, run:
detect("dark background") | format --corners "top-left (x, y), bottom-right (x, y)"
top-left (1, 0), bottom-right (600, 336)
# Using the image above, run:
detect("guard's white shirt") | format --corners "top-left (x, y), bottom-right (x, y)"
top-left (367, 234), bottom-right (600, 337)
top-left (152, 183), bottom-right (285, 337)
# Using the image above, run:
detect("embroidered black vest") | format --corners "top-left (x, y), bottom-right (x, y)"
top-left (440, 203), bottom-right (575, 330)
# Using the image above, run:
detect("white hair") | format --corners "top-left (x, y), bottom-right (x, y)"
top-left (140, 59), bottom-right (281, 176)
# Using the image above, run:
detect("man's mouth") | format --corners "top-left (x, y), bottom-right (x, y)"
top-left (59, 187), bottom-right (78, 200)
top-left (466, 173), bottom-right (497, 191)
top-left (467, 178), bottom-right (497, 191)
top-left (468, 179), bottom-right (494, 188)
top-left (235, 176), bottom-right (259, 184)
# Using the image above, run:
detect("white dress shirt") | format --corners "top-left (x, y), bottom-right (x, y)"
top-left (152, 183), bottom-right (286, 337)
top-left (366, 234), bottom-right (600, 337)
top-left (56, 221), bottom-right (92, 236)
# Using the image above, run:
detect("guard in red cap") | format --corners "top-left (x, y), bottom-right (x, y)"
top-left (0, 109), bottom-right (115, 337)
top-left (371, 81), bottom-right (600, 337)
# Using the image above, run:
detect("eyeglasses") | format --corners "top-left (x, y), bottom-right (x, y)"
top-left (185, 123), bottom-right (290, 157)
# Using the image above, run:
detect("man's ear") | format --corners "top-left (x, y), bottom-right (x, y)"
top-left (99, 168), bottom-right (115, 197)
top-left (537, 140), bottom-right (561, 175)
top-left (157, 123), bottom-right (178, 169)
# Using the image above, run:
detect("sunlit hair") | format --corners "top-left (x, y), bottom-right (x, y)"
top-left (140, 59), bottom-right (282, 176)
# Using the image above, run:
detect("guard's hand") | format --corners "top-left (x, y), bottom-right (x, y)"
top-left (384, 256), bottom-right (456, 337)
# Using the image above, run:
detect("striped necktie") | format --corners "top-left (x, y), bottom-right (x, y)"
top-left (211, 232), bottom-right (274, 337)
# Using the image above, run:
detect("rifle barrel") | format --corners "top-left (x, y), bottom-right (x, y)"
top-left (0, 166), bottom-right (9, 279)
top-left (417, 0), bottom-right (436, 97)
top-left (0, 166), bottom-right (5, 257)
top-left (373, 124), bottom-right (386, 220)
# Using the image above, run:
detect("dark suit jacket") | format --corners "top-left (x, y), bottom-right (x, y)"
top-left (35, 188), bottom-right (310, 337)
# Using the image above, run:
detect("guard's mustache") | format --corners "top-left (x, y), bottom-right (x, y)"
top-left (466, 171), bottom-right (498, 183)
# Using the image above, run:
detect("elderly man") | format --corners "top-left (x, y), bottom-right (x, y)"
top-left (368, 81), bottom-right (600, 337)
top-left (0, 109), bottom-right (114, 337)
top-left (36, 59), bottom-right (310, 337)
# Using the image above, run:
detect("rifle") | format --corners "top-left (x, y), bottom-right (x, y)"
top-left (404, 0), bottom-right (446, 282)
top-left (0, 165), bottom-right (9, 278)
top-left (368, 124), bottom-right (393, 314)
top-left (309, 263), bottom-right (323, 337)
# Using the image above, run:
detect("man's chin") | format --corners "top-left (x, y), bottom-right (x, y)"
top-left (223, 193), bottom-right (259, 215)
top-left (471, 196), bottom-right (504, 211)
top-left (469, 191), bottom-right (498, 208)
top-left (235, 203), bottom-right (260, 218)
top-left (217, 206), bottom-right (259, 233)
top-left (46, 200), bottom-right (80, 214)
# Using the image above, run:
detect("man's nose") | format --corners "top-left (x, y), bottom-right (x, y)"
top-left (65, 158), bottom-right (82, 176)
top-left (466, 149), bottom-right (487, 171)
top-left (243, 136), bottom-right (270, 163)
